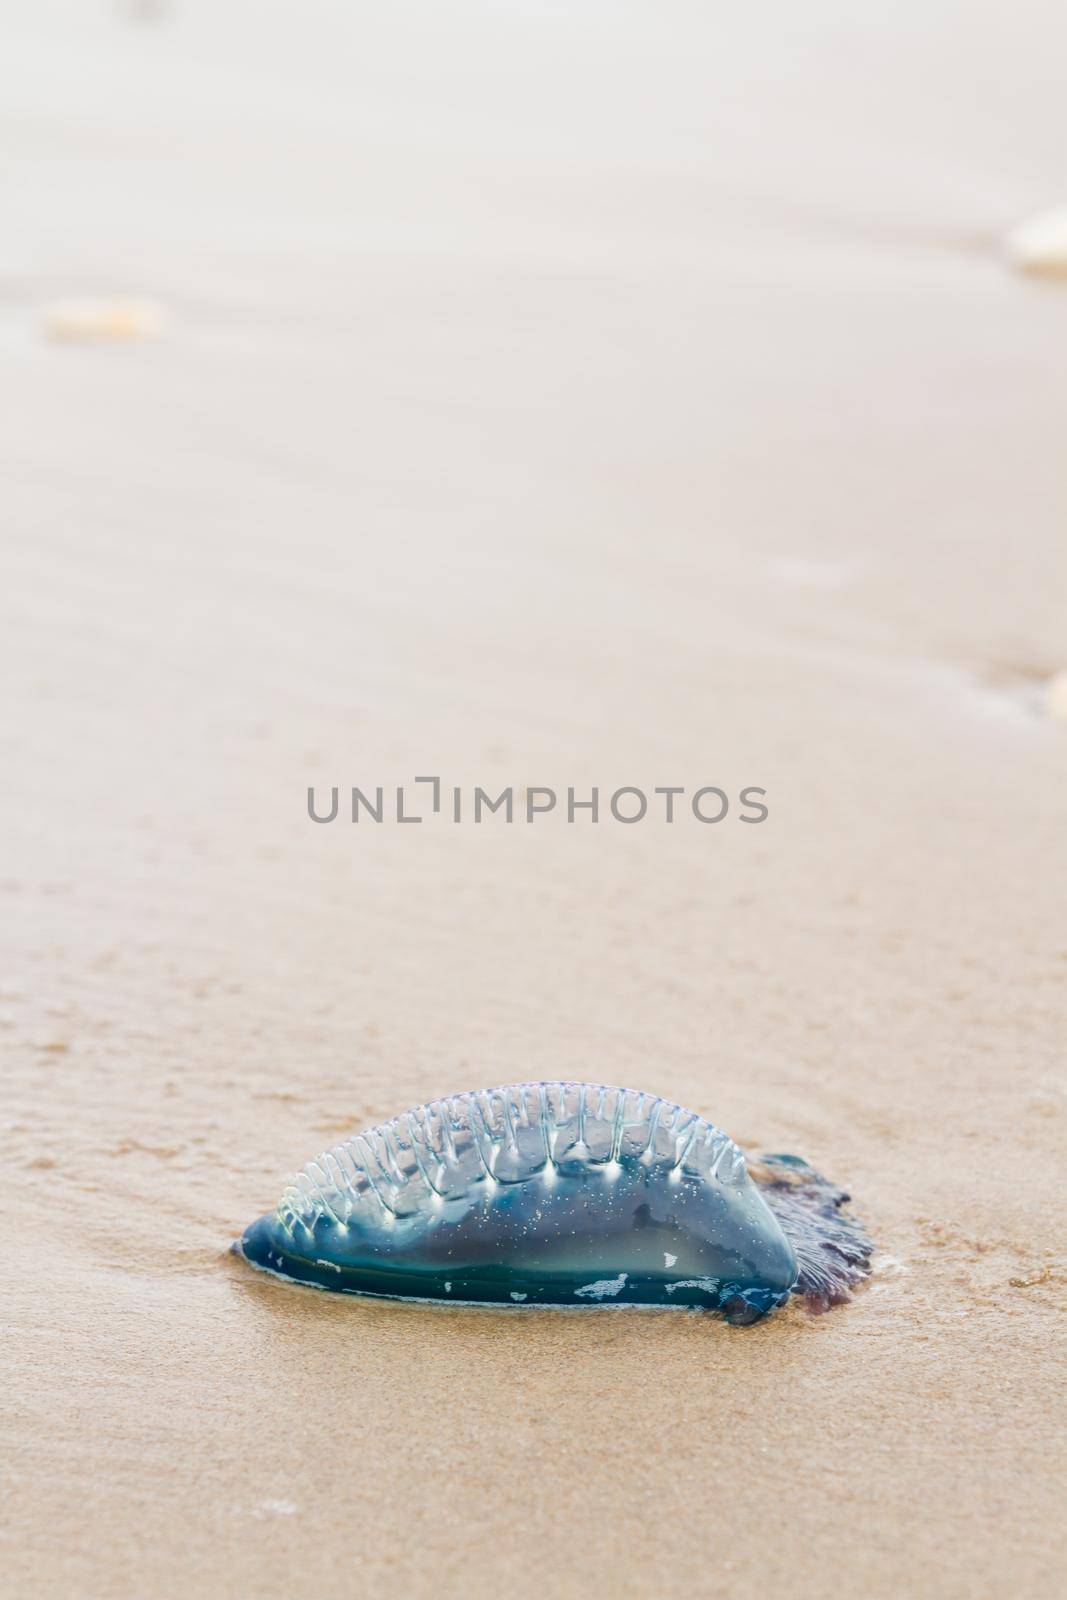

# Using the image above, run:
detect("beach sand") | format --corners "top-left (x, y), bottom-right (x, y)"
top-left (2, 3), bottom-right (1065, 1596)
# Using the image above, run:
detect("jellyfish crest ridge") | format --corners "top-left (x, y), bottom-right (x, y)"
top-left (276, 1081), bottom-right (745, 1239)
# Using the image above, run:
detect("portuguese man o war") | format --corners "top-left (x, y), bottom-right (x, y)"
top-left (235, 1082), bottom-right (872, 1325)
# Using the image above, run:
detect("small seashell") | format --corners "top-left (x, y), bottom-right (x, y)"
top-left (1045, 670), bottom-right (1067, 722)
top-left (1004, 207), bottom-right (1067, 277)
top-left (235, 1082), bottom-right (872, 1325)
top-left (42, 298), bottom-right (164, 343)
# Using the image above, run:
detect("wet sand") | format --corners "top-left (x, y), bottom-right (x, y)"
top-left (2, 3), bottom-right (1065, 1597)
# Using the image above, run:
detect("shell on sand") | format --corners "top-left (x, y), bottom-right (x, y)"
top-left (1004, 207), bottom-right (1067, 277)
top-left (1045, 670), bottom-right (1067, 722)
top-left (41, 298), bottom-right (164, 343)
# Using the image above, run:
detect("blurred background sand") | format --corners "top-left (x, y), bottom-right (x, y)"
top-left (2, 3), bottom-right (1065, 1597)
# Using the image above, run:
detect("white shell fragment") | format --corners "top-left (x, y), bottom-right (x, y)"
top-left (1045, 670), bottom-right (1067, 722)
top-left (1004, 207), bottom-right (1067, 277)
top-left (42, 298), bottom-right (164, 343)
